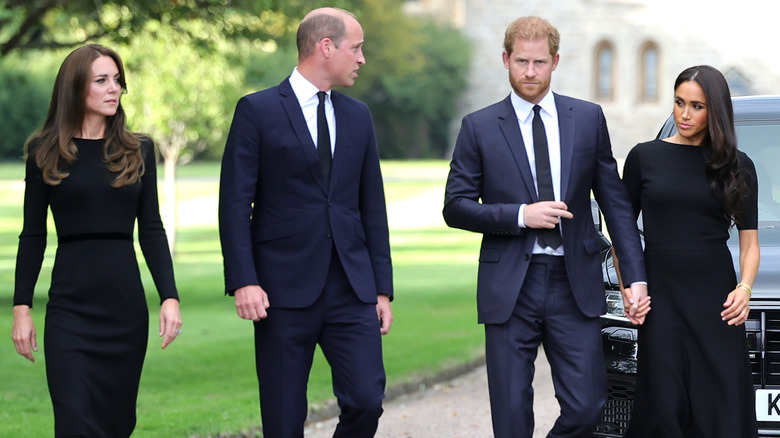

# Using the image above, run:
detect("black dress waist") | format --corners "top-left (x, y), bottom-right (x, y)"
top-left (58, 232), bottom-right (133, 244)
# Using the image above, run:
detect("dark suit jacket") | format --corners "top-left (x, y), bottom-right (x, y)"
top-left (219, 77), bottom-right (393, 308)
top-left (443, 93), bottom-right (645, 324)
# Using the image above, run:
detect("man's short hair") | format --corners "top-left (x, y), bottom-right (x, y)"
top-left (296, 8), bottom-right (356, 60)
top-left (504, 16), bottom-right (560, 57)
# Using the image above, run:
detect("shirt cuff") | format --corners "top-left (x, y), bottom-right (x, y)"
top-left (518, 204), bottom-right (527, 228)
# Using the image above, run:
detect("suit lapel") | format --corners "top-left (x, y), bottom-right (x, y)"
top-left (498, 97), bottom-right (538, 202)
top-left (279, 79), bottom-right (329, 193)
top-left (555, 94), bottom-right (575, 202)
top-left (330, 92), bottom-right (348, 192)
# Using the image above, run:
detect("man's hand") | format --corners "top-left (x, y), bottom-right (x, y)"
top-left (523, 201), bottom-right (573, 229)
top-left (376, 295), bottom-right (393, 335)
top-left (235, 285), bottom-right (270, 321)
top-left (621, 283), bottom-right (650, 325)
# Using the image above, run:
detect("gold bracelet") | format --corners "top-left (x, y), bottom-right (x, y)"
top-left (737, 282), bottom-right (752, 298)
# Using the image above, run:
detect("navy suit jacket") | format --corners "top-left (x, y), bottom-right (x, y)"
top-left (219, 77), bottom-right (393, 308)
top-left (443, 93), bottom-right (645, 324)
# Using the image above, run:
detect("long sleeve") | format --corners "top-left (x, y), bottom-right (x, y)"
top-left (622, 145), bottom-right (643, 221)
top-left (443, 113), bottom-right (525, 236)
top-left (14, 157), bottom-right (51, 307)
top-left (136, 139), bottom-right (178, 303)
top-left (357, 115), bottom-right (393, 298)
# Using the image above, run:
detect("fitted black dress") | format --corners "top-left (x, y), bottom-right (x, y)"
top-left (622, 139), bottom-right (758, 437)
top-left (14, 138), bottom-right (178, 437)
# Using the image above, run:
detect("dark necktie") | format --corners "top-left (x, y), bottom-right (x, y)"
top-left (317, 91), bottom-right (332, 186)
top-left (532, 105), bottom-right (562, 249)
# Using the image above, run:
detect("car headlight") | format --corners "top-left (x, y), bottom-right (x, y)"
top-left (604, 289), bottom-right (625, 317)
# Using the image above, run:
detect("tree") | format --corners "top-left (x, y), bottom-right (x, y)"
top-left (121, 21), bottom-right (244, 252)
top-left (356, 20), bottom-right (471, 158)
top-left (0, 0), bottom-right (302, 57)
top-left (0, 52), bottom-right (61, 158)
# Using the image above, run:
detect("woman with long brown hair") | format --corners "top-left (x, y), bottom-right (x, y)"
top-left (623, 65), bottom-right (759, 437)
top-left (11, 44), bottom-right (181, 437)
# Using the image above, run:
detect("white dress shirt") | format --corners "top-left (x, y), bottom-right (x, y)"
top-left (289, 67), bottom-right (335, 156)
top-left (511, 90), bottom-right (564, 256)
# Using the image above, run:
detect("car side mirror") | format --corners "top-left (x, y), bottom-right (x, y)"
top-left (591, 199), bottom-right (602, 232)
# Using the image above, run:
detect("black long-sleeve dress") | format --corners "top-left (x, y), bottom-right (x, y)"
top-left (14, 137), bottom-right (178, 438)
top-left (623, 139), bottom-right (758, 438)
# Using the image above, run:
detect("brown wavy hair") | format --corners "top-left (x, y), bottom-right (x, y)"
top-left (674, 65), bottom-right (746, 226)
top-left (25, 44), bottom-right (144, 187)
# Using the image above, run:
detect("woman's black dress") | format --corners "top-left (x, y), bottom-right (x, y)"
top-left (14, 138), bottom-right (178, 437)
top-left (622, 139), bottom-right (758, 438)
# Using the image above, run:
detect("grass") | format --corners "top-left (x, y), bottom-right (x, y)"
top-left (0, 160), bottom-right (484, 437)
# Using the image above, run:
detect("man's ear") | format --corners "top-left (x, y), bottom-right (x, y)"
top-left (319, 37), bottom-right (333, 58)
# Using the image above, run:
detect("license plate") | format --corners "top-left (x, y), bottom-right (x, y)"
top-left (756, 389), bottom-right (780, 422)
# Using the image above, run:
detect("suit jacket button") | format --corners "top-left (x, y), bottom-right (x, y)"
top-left (524, 253), bottom-right (530, 261)
top-left (326, 232), bottom-right (332, 238)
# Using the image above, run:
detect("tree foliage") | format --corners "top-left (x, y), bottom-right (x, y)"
top-left (356, 20), bottom-right (471, 158)
top-left (0, 51), bottom-right (63, 158)
top-left (0, 0), bottom-right (301, 57)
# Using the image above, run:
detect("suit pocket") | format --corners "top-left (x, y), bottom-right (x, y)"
top-left (582, 236), bottom-right (601, 255)
top-left (255, 221), bottom-right (294, 243)
top-left (479, 247), bottom-right (500, 262)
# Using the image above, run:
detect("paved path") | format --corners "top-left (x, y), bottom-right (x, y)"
top-left (304, 349), bottom-right (559, 437)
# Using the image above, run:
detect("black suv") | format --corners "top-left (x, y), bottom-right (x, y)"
top-left (594, 95), bottom-right (780, 437)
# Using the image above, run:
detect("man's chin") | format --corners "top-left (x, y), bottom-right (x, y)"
top-left (511, 87), bottom-right (541, 103)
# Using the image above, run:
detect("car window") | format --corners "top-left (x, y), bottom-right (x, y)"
top-left (730, 122), bottom-right (780, 246)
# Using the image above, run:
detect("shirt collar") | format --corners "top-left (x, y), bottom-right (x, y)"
top-left (290, 67), bottom-right (329, 103)
top-left (510, 90), bottom-right (556, 122)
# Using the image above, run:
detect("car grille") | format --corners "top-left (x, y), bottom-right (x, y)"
top-left (596, 310), bottom-right (780, 437)
top-left (749, 310), bottom-right (780, 386)
top-left (594, 374), bottom-right (635, 437)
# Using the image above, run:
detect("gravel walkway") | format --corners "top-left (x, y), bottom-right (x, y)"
top-left (304, 349), bottom-right (559, 437)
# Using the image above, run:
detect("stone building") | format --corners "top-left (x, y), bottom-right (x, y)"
top-left (405, 0), bottom-right (780, 159)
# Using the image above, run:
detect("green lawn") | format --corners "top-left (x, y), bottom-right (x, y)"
top-left (0, 160), bottom-right (484, 437)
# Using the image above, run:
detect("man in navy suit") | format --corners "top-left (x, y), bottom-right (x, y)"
top-left (218, 7), bottom-right (393, 437)
top-left (443, 16), bottom-right (649, 438)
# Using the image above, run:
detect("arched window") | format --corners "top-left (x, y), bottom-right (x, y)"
top-left (594, 41), bottom-right (615, 101)
top-left (639, 42), bottom-right (659, 102)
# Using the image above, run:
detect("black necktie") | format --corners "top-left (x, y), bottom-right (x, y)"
top-left (317, 91), bottom-right (332, 186)
top-left (532, 105), bottom-right (562, 249)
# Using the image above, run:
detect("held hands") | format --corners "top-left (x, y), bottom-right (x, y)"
top-left (722, 285), bottom-right (751, 326)
top-left (235, 285), bottom-right (270, 321)
top-left (376, 295), bottom-right (393, 335)
top-left (621, 283), bottom-right (651, 325)
top-left (159, 298), bottom-right (182, 349)
top-left (523, 201), bottom-right (573, 229)
top-left (12, 305), bottom-right (37, 362)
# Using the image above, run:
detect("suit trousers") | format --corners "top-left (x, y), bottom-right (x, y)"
top-left (253, 247), bottom-right (386, 438)
top-left (484, 255), bottom-right (606, 438)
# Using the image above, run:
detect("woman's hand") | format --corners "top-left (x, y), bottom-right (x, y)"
top-left (12, 305), bottom-right (37, 362)
top-left (159, 298), bottom-right (182, 349)
top-left (621, 284), bottom-right (651, 325)
top-left (722, 286), bottom-right (750, 326)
